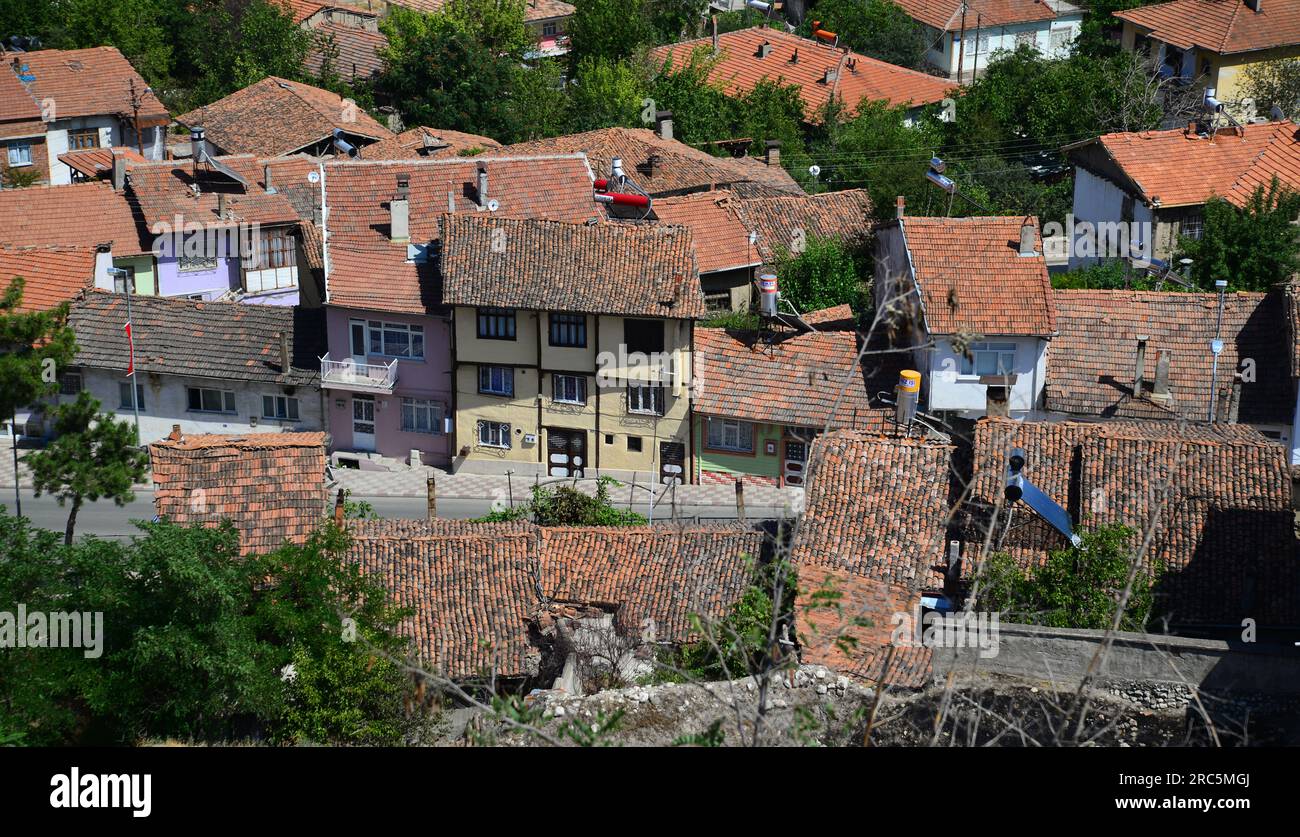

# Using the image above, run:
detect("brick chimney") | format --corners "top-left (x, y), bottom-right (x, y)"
top-left (279, 330), bottom-right (291, 373)
top-left (168, 423), bottom-right (183, 442)
top-left (111, 153), bottom-right (127, 191)
top-left (764, 139), bottom-right (780, 168)
top-left (390, 173), bottom-right (410, 243)
top-left (655, 110), bottom-right (673, 141)
top-left (1134, 335), bottom-right (1149, 399)
top-left (476, 162), bottom-right (488, 208)
top-left (711, 15), bottom-right (719, 54)
top-left (263, 162), bottom-right (275, 194)
top-left (1150, 350), bottom-right (1171, 402)
top-left (896, 195), bottom-right (905, 219)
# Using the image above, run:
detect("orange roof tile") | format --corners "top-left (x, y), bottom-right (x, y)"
top-left (11, 47), bottom-right (168, 123)
top-left (729, 189), bottom-right (873, 263)
top-left (650, 190), bottom-right (758, 273)
top-left (177, 76), bottom-right (391, 157)
top-left (0, 245), bottom-right (97, 312)
top-left (125, 155), bottom-right (303, 229)
top-left (362, 125), bottom-right (502, 160)
top-left (894, 0), bottom-right (1063, 30)
top-left (57, 146), bottom-right (147, 179)
top-left (0, 59), bottom-right (41, 125)
top-left (1071, 120), bottom-right (1300, 208)
top-left (650, 27), bottom-right (956, 120)
top-left (306, 21), bottom-right (388, 80)
top-left (0, 181), bottom-right (148, 256)
top-left (1115, 0), bottom-right (1300, 54)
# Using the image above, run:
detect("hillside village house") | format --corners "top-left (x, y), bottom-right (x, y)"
top-left (440, 214), bottom-right (705, 482)
top-left (177, 76), bottom-right (392, 158)
top-left (284, 0), bottom-right (388, 83)
top-left (62, 292), bottom-right (325, 441)
top-left (1, 46), bottom-right (168, 186)
top-left (1062, 119), bottom-right (1300, 269)
top-left (874, 214), bottom-right (1056, 419)
top-left (894, 0), bottom-right (1084, 81)
top-left (0, 181), bottom-right (154, 293)
top-left (650, 27), bottom-right (957, 125)
top-left (691, 326), bottom-right (875, 487)
top-left (1114, 0), bottom-right (1300, 113)
top-left (319, 154), bottom-right (601, 468)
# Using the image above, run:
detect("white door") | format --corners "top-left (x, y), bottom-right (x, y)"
top-left (352, 395), bottom-right (376, 452)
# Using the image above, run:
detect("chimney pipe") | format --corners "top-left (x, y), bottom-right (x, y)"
top-left (1151, 350), bottom-right (1171, 401)
top-left (476, 162), bottom-right (488, 208)
top-left (734, 478), bottom-right (745, 520)
top-left (648, 152), bottom-right (662, 176)
top-left (764, 139), bottom-right (780, 168)
top-left (390, 174), bottom-right (410, 243)
top-left (263, 162), bottom-right (275, 193)
top-left (279, 330), bottom-right (291, 373)
top-left (655, 109), bottom-right (673, 141)
top-left (190, 127), bottom-right (205, 173)
top-left (757, 40), bottom-right (772, 58)
top-left (426, 476), bottom-right (437, 520)
top-left (1134, 335), bottom-right (1149, 399)
top-left (169, 423), bottom-right (182, 442)
top-left (333, 488), bottom-right (346, 528)
top-left (895, 195), bottom-right (905, 219)
top-left (217, 192), bottom-right (227, 219)
top-left (111, 153), bottom-right (127, 191)
top-left (1018, 220), bottom-right (1036, 256)
top-left (711, 15), bottom-right (719, 54)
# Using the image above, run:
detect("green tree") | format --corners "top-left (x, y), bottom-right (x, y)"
top-left (377, 8), bottom-right (514, 138)
top-left (1241, 58), bottom-right (1300, 121)
top-left (0, 278), bottom-right (78, 453)
top-left (568, 56), bottom-right (648, 132)
top-left (51, 0), bottom-right (174, 86)
top-left (27, 392), bottom-right (148, 545)
top-left (182, 0), bottom-right (311, 105)
top-left (442, 0), bottom-right (530, 58)
top-left (648, 47), bottom-right (737, 144)
top-left (800, 0), bottom-right (928, 69)
top-left (476, 477), bottom-right (647, 526)
top-left (1176, 179), bottom-right (1300, 291)
top-left (504, 58), bottom-right (571, 141)
top-left (569, 0), bottom-right (656, 65)
top-left (772, 236), bottom-right (870, 314)
top-left (646, 0), bottom-right (707, 44)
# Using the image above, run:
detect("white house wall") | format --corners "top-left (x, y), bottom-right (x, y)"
top-left (924, 336), bottom-right (1047, 416)
top-left (926, 17), bottom-right (1083, 78)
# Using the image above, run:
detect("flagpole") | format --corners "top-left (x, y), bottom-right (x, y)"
top-left (110, 268), bottom-right (140, 444)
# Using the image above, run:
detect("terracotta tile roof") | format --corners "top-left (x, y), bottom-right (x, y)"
top-left (539, 523), bottom-right (768, 642)
top-left (389, 0), bottom-right (574, 21)
top-left (362, 126), bottom-right (502, 160)
top-left (0, 182), bottom-right (148, 256)
top-left (650, 27), bottom-right (956, 120)
top-left (1115, 0), bottom-right (1300, 54)
top-left (322, 155), bottom-right (600, 314)
top-left (125, 156), bottom-right (303, 229)
top-left (894, 0), bottom-right (1062, 30)
top-left (0, 117), bottom-right (45, 141)
top-left (1286, 280), bottom-right (1300, 378)
top-left (497, 127), bottom-right (803, 197)
top-left (792, 432), bottom-right (954, 588)
top-left (964, 417), bottom-right (1297, 625)
top-left (177, 76), bottom-right (391, 157)
top-left (650, 190), bottom-right (759, 274)
top-left (68, 291), bottom-right (325, 386)
top-left (694, 328), bottom-right (874, 428)
top-left (345, 519), bottom-right (541, 679)
top-left (10, 47), bottom-right (168, 123)
top-left (1047, 289), bottom-right (1292, 424)
top-left (279, 0), bottom-right (331, 22)
top-left (1071, 121), bottom-right (1300, 209)
top-left (801, 303), bottom-right (857, 330)
top-left (149, 432), bottom-right (327, 556)
top-left (729, 189), bottom-right (874, 264)
top-left (0, 245), bottom-right (97, 312)
top-left (439, 214), bottom-right (707, 318)
top-left (262, 154), bottom-right (326, 223)
top-left (894, 215), bottom-right (1056, 337)
top-left (795, 565), bottom-right (932, 687)
top-left (0, 60), bottom-right (41, 125)
top-left (306, 21), bottom-right (388, 80)
top-left (57, 146), bottom-right (147, 179)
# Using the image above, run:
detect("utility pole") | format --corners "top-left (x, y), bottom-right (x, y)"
top-left (956, 2), bottom-right (968, 84)
top-left (971, 13), bottom-right (982, 81)
top-left (128, 78), bottom-right (146, 157)
top-left (10, 413), bottom-right (20, 517)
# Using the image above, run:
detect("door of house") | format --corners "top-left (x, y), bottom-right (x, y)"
top-left (659, 441), bottom-right (685, 485)
top-left (547, 428), bottom-right (585, 478)
top-left (782, 438), bottom-right (808, 487)
top-left (352, 395), bottom-right (376, 452)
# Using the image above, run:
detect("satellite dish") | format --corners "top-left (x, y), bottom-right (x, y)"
top-left (487, 199), bottom-right (500, 212)
top-left (808, 164), bottom-right (821, 177)
top-left (307, 171), bottom-right (320, 183)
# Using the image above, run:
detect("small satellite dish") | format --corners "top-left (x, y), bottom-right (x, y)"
top-left (808, 164), bottom-right (821, 177)
top-left (307, 171), bottom-right (320, 183)
top-left (487, 199), bottom-right (500, 212)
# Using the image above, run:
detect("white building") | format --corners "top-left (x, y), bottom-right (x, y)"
top-left (895, 0), bottom-right (1084, 80)
top-left (874, 213), bottom-right (1057, 420)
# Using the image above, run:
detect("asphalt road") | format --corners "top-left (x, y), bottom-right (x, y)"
top-left (3, 488), bottom-right (791, 541)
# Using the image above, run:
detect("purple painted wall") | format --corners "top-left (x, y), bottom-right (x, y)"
top-left (152, 230), bottom-right (299, 305)
top-left (324, 305), bottom-right (454, 465)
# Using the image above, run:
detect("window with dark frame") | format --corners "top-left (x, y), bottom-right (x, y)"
top-left (549, 313), bottom-right (586, 347)
top-left (479, 365), bottom-right (514, 396)
top-left (262, 394), bottom-right (300, 421)
top-left (118, 381), bottom-right (145, 411)
top-left (58, 372), bottom-right (83, 396)
top-left (187, 386), bottom-right (236, 413)
top-left (477, 307), bottom-right (516, 340)
top-left (624, 318), bottom-right (664, 355)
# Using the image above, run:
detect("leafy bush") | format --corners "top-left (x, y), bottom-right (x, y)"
top-left (772, 236), bottom-right (870, 315)
top-left (476, 476), bottom-right (647, 526)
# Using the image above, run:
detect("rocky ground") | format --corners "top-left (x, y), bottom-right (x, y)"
top-left (424, 667), bottom-right (1300, 747)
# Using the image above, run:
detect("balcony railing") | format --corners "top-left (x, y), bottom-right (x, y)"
top-left (320, 354), bottom-right (398, 393)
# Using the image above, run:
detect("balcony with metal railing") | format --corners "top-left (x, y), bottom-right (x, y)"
top-left (320, 354), bottom-right (398, 393)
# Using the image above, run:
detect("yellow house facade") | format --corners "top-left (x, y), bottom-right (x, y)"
top-left (440, 214), bottom-right (706, 484)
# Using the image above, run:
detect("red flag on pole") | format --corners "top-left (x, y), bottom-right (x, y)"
top-left (125, 321), bottom-right (135, 377)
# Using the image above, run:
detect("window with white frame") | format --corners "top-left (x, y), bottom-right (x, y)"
top-left (627, 383), bottom-right (664, 415)
top-left (401, 397), bottom-right (443, 434)
top-left (367, 320), bottom-right (424, 358)
top-left (959, 342), bottom-right (1017, 377)
top-left (262, 394), bottom-right (300, 421)
top-left (477, 420), bottom-right (510, 448)
top-left (479, 365), bottom-right (514, 396)
top-left (187, 386), bottom-right (236, 413)
top-left (552, 373), bottom-right (586, 404)
top-left (6, 142), bottom-right (32, 167)
top-left (119, 381), bottom-right (145, 411)
top-left (1181, 213), bottom-right (1205, 241)
top-left (706, 418), bottom-right (754, 453)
